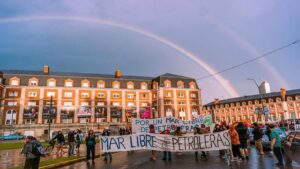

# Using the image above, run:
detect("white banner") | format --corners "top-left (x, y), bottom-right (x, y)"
top-left (131, 115), bottom-right (213, 133)
top-left (100, 130), bottom-right (231, 153)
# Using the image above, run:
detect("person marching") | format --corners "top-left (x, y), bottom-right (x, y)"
top-left (229, 124), bottom-right (243, 161)
top-left (68, 130), bottom-right (76, 156)
top-left (86, 130), bottom-right (96, 162)
top-left (75, 129), bottom-right (83, 154)
top-left (252, 123), bottom-right (264, 155)
top-left (51, 130), bottom-right (65, 155)
top-left (270, 124), bottom-right (284, 167)
top-left (236, 122), bottom-right (249, 160)
top-left (160, 129), bottom-right (172, 161)
top-left (21, 136), bottom-right (42, 169)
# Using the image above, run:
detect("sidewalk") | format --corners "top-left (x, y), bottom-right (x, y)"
top-left (0, 145), bottom-right (100, 169)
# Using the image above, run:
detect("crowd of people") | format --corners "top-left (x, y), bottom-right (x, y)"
top-left (21, 121), bottom-right (294, 169)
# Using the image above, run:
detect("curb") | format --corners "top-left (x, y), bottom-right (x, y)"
top-left (39, 155), bottom-right (101, 169)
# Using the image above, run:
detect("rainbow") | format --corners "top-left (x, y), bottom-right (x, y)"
top-left (204, 15), bottom-right (290, 88)
top-left (0, 15), bottom-right (240, 97)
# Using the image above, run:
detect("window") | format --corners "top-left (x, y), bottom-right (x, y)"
top-left (97, 102), bottom-right (105, 106)
top-left (97, 93), bottom-right (105, 98)
top-left (98, 83), bottom-right (105, 88)
top-left (113, 93), bottom-right (120, 98)
top-left (191, 93), bottom-right (197, 98)
top-left (189, 82), bottom-right (196, 89)
top-left (166, 108), bottom-right (172, 116)
top-left (191, 101), bottom-right (197, 105)
top-left (287, 97), bottom-right (293, 101)
top-left (127, 94), bottom-right (134, 99)
top-left (153, 94), bottom-right (157, 99)
top-left (64, 92), bottom-right (73, 98)
top-left (165, 101), bottom-right (172, 105)
top-left (28, 101), bottom-right (36, 106)
top-left (113, 102), bottom-right (120, 106)
top-left (45, 102), bottom-right (55, 106)
top-left (10, 77), bottom-right (20, 86)
top-left (8, 102), bottom-right (17, 106)
top-left (47, 92), bottom-right (55, 97)
top-left (127, 102), bottom-right (134, 107)
top-left (152, 81), bottom-right (158, 89)
top-left (64, 102), bottom-right (72, 106)
top-left (28, 91), bottom-right (37, 97)
top-left (81, 102), bottom-right (89, 106)
top-left (178, 101), bottom-right (184, 105)
top-left (141, 102), bottom-right (148, 107)
top-left (5, 110), bottom-right (17, 125)
top-left (165, 81), bottom-right (171, 88)
top-left (296, 96), bottom-right (300, 100)
top-left (112, 81), bottom-right (120, 89)
top-left (65, 81), bottom-right (73, 87)
top-left (177, 81), bottom-right (184, 89)
top-left (48, 81), bottom-right (56, 87)
top-left (9, 91), bottom-right (18, 97)
top-left (141, 93), bottom-right (147, 99)
top-left (166, 92), bottom-right (171, 97)
top-left (192, 109), bottom-right (198, 114)
top-left (30, 80), bottom-right (38, 86)
top-left (178, 92), bottom-right (184, 98)
top-left (82, 82), bottom-right (89, 88)
top-left (127, 82), bottom-right (134, 89)
top-left (141, 83), bottom-right (147, 90)
top-left (81, 92), bottom-right (89, 98)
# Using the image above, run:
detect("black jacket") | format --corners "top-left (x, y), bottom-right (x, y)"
top-left (236, 126), bottom-right (248, 143)
top-left (253, 127), bottom-right (262, 141)
top-left (86, 135), bottom-right (96, 146)
top-left (68, 131), bottom-right (75, 142)
top-left (53, 133), bottom-right (65, 143)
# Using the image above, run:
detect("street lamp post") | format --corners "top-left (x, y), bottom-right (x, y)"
top-left (48, 96), bottom-right (53, 140)
top-left (247, 78), bottom-right (266, 124)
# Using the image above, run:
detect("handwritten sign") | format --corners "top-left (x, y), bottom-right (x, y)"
top-left (132, 115), bottom-right (213, 133)
top-left (100, 130), bottom-right (230, 153)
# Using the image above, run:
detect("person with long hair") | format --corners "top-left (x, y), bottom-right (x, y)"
top-left (86, 130), bottom-right (96, 161)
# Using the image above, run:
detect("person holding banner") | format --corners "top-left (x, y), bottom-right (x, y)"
top-left (85, 130), bottom-right (96, 162)
top-left (149, 124), bottom-right (156, 161)
top-left (160, 129), bottom-right (172, 161)
top-left (102, 129), bottom-right (112, 162)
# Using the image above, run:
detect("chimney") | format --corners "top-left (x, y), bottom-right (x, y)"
top-left (214, 98), bottom-right (219, 105)
top-left (280, 88), bottom-right (286, 101)
top-left (44, 65), bottom-right (49, 75)
top-left (115, 70), bottom-right (121, 78)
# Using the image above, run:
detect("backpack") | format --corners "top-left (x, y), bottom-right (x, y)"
top-left (32, 143), bottom-right (46, 157)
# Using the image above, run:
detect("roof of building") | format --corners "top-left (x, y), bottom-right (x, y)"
top-left (204, 88), bottom-right (300, 106)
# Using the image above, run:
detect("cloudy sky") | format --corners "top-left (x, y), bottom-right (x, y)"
top-left (0, 0), bottom-right (299, 103)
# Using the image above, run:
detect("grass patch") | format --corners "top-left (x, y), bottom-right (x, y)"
top-left (9, 156), bottom-right (83, 169)
top-left (0, 142), bottom-right (49, 150)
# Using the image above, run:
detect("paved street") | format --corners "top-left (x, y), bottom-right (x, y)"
top-left (60, 146), bottom-right (300, 169)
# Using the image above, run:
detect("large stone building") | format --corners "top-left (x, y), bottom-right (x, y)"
top-left (203, 88), bottom-right (300, 124)
top-left (0, 66), bottom-right (201, 136)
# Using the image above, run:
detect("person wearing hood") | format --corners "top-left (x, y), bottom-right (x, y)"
top-left (21, 136), bottom-right (41, 169)
top-left (229, 124), bottom-right (243, 161)
top-left (236, 122), bottom-right (249, 160)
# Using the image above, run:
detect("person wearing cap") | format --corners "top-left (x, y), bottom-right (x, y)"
top-left (270, 124), bottom-right (284, 166)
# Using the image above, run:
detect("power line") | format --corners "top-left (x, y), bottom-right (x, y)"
top-left (196, 39), bottom-right (300, 81)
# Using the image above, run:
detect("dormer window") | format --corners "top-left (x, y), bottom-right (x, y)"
top-left (81, 80), bottom-right (90, 88)
top-left (97, 80), bottom-right (105, 88)
top-left (177, 81), bottom-right (184, 89)
top-left (140, 82), bottom-right (147, 90)
top-left (164, 80), bottom-right (171, 88)
top-left (127, 81), bottom-right (134, 89)
top-left (10, 77), bottom-right (20, 86)
top-left (189, 81), bottom-right (196, 89)
top-left (112, 81), bottom-right (120, 89)
top-left (152, 81), bottom-right (158, 89)
top-left (47, 78), bottom-right (56, 87)
top-left (65, 79), bottom-right (73, 87)
top-left (29, 78), bottom-right (38, 86)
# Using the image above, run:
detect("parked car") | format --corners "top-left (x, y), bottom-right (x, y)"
top-left (282, 131), bottom-right (300, 165)
top-left (262, 127), bottom-right (287, 150)
top-left (0, 133), bottom-right (25, 141)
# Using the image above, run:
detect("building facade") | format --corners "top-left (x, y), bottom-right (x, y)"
top-left (0, 66), bottom-right (201, 136)
top-left (203, 88), bottom-right (300, 124)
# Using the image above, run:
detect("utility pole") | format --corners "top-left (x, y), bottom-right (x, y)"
top-left (48, 96), bottom-right (53, 140)
top-left (247, 78), bottom-right (266, 124)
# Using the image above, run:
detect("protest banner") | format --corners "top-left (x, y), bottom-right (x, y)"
top-left (100, 130), bottom-right (231, 153)
top-left (131, 115), bottom-right (213, 133)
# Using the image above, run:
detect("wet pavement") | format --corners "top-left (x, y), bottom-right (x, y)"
top-left (60, 146), bottom-right (300, 169)
top-left (0, 145), bottom-right (100, 169)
